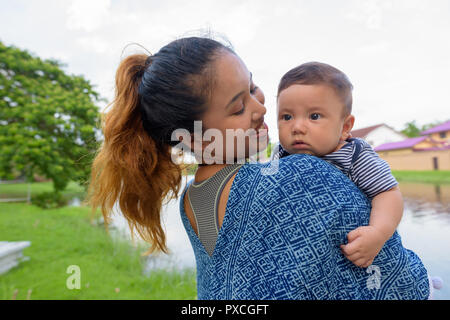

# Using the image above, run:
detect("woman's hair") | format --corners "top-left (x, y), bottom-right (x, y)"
top-left (86, 37), bottom-right (232, 253)
top-left (277, 61), bottom-right (353, 116)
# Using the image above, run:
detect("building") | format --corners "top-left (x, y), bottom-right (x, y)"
top-left (421, 121), bottom-right (450, 144)
top-left (350, 123), bottom-right (407, 148)
top-left (374, 120), bottom-right (450, 170)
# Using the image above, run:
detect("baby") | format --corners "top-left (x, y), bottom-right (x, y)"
top-left (272, 62), bottom-right (403, 268)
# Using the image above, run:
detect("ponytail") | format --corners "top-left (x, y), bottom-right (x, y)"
top-left (87, 37), bottom-right (231, 254)
top-left (86, 54), bottom-right (182, 253)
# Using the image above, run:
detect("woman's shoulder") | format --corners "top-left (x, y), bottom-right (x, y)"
top-left (243, 154), bottom-right (346, 185)
top-left (238, 154), bottom-right (370, 206)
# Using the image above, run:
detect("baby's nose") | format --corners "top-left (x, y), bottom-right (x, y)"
top-left (292, 119), bottom-right (307, 134)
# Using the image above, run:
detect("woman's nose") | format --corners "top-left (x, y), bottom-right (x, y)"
top-left (254, 89), bottom-right (265, 106)
top-left (251, 97), bottom-right (266, 122)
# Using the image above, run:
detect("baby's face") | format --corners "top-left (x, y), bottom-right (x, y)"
top-left (277, 84), bottom-right (352, 157)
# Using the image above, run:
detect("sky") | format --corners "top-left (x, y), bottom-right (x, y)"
top-left (1, 0), bottom-right (449, 142)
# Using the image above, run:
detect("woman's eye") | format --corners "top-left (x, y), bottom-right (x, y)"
top-left (281, 114), bottom-right (292, 121)
top-left (310, 113), bottom-right (321, 120)
top-left (250, 85), bottom-right (258, 95)
top-left (234, 104), bottom-right (245, 115)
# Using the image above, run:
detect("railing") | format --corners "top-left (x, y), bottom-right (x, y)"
top-left (0, 180), bottom-right (31, 203)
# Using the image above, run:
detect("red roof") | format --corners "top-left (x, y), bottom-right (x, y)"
top-left (350, 124), bottom-right (384, 139)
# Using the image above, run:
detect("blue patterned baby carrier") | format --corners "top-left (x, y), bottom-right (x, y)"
top-left (180, 154), bottom-right (430, 299)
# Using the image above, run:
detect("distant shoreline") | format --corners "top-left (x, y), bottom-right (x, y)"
top-left (392, 170), bottom-right (450, 184)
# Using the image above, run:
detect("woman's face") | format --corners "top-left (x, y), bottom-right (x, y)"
top-left (196, 51), bottom-right (268, 163)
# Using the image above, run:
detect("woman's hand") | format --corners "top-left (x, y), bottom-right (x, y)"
top-left (340, 226), bottom-right (386, 268)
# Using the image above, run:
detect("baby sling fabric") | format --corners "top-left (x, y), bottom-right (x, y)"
top-left (180, 154), bottom-right (430, 299)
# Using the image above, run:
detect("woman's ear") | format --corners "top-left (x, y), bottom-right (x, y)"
top-left (178, 130), bottom-right (209, 163)
top-left (340, 114), bottom-right (355, 141)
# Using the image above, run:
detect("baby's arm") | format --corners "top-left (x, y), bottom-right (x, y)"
top-left (369, 185), bottom-right (403, 242)
top-left (341, 186), bottom-right (403, 267)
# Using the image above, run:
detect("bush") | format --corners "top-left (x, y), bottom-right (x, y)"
top-left (182, 164), bottom-right (198, 176)
top-left (31, 191), bottom-right (67, 209)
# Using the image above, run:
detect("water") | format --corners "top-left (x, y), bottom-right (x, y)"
top-left (396, 182), bottom-right (450, 300)
top-left (108, 177), bottom-right (450, 299)
top-left (109, 176), bottom-right (196, 272)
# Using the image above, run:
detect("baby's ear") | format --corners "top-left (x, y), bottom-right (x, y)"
top-left (341, 115), bottom-right (355, 141)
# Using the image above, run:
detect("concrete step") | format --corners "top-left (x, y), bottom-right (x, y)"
top-left (0, 241), bottom-right (31, 275)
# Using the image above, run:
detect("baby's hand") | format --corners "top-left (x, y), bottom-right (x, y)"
top-left (340, 226), bottom-right (386, 268)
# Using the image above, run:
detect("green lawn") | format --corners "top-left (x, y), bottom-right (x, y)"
top-left (392, 170), bottom-right (450, 184)
top-left (0, 203), bottom-right (197, 300)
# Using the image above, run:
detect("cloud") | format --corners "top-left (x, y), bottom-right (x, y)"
top-left (75, 36), bottom-right (110, 55)
top-left (1, 0), bottom-right (449, 134)
top-left (345, 0), bottom-right (391, 30)
top-left (357, 42), bottom-right (390, 55)
top-left (66, 0), bottom-right (111, 32)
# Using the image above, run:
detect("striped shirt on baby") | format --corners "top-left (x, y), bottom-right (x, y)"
top-left (271, 138), bottom-right (398, 199)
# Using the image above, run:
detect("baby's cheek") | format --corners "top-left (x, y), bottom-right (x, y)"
top-left (277, 127), bottom-right (289, 146)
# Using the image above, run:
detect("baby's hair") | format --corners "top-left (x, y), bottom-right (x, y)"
top-left (277, 62), bottom-right (353, 116)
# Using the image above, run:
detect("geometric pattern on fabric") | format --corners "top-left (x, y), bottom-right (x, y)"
top-left (179, 154), bottom-right (429, 300)
top-left (272, 138), bottom-right (399, 199)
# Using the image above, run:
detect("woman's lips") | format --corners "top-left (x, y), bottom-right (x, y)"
top-left (255, 122), bottom-right (268, 137)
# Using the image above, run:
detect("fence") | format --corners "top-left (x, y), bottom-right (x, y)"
top-left (0, 180), bottom-right (31, 203)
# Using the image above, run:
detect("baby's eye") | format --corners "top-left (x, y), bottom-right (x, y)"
top-left (250, 85), bottom-right (258, 95)
top-left (310, 113), bottom-right (321, 120)
top-left (281, 114), bottom-right (292, 121)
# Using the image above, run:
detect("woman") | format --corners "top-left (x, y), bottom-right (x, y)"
top-left (88, 36), bottom-right (430, 299)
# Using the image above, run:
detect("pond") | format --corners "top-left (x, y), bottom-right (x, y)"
top-left (109, 176), bottom-right (197, 272)
top-left (109, 176), bottom-right (450, 300)
top-left (396, 182), bottom-right (450, 300)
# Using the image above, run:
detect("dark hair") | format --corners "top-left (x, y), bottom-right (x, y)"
top-left (140, 37), bottom-right (232, 147)
top-left (87, 37), bottom-right (233, 253)
top-left (277, 61), bottom-right (353, 115)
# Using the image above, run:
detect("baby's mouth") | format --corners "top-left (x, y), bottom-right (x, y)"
top-left (292, 140), bottom-right (310, 150)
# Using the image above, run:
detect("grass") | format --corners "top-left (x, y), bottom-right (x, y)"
top-left (0, 202), bottom-right (197, 300)
top-left (392, 170), bottom-right (450, 184)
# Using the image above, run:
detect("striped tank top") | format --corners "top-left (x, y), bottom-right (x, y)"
top-left (186, 163), bottom-right (244, 256)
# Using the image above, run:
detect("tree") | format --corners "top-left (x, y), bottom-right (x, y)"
top-left (266, 137), bottom-right (273, 159)
top-left (401, 121), bottom-right (422, 138)
top-left (401, 120), bottom-right (444, 138)
top-left (0, 41), bottom-right (102, 193)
